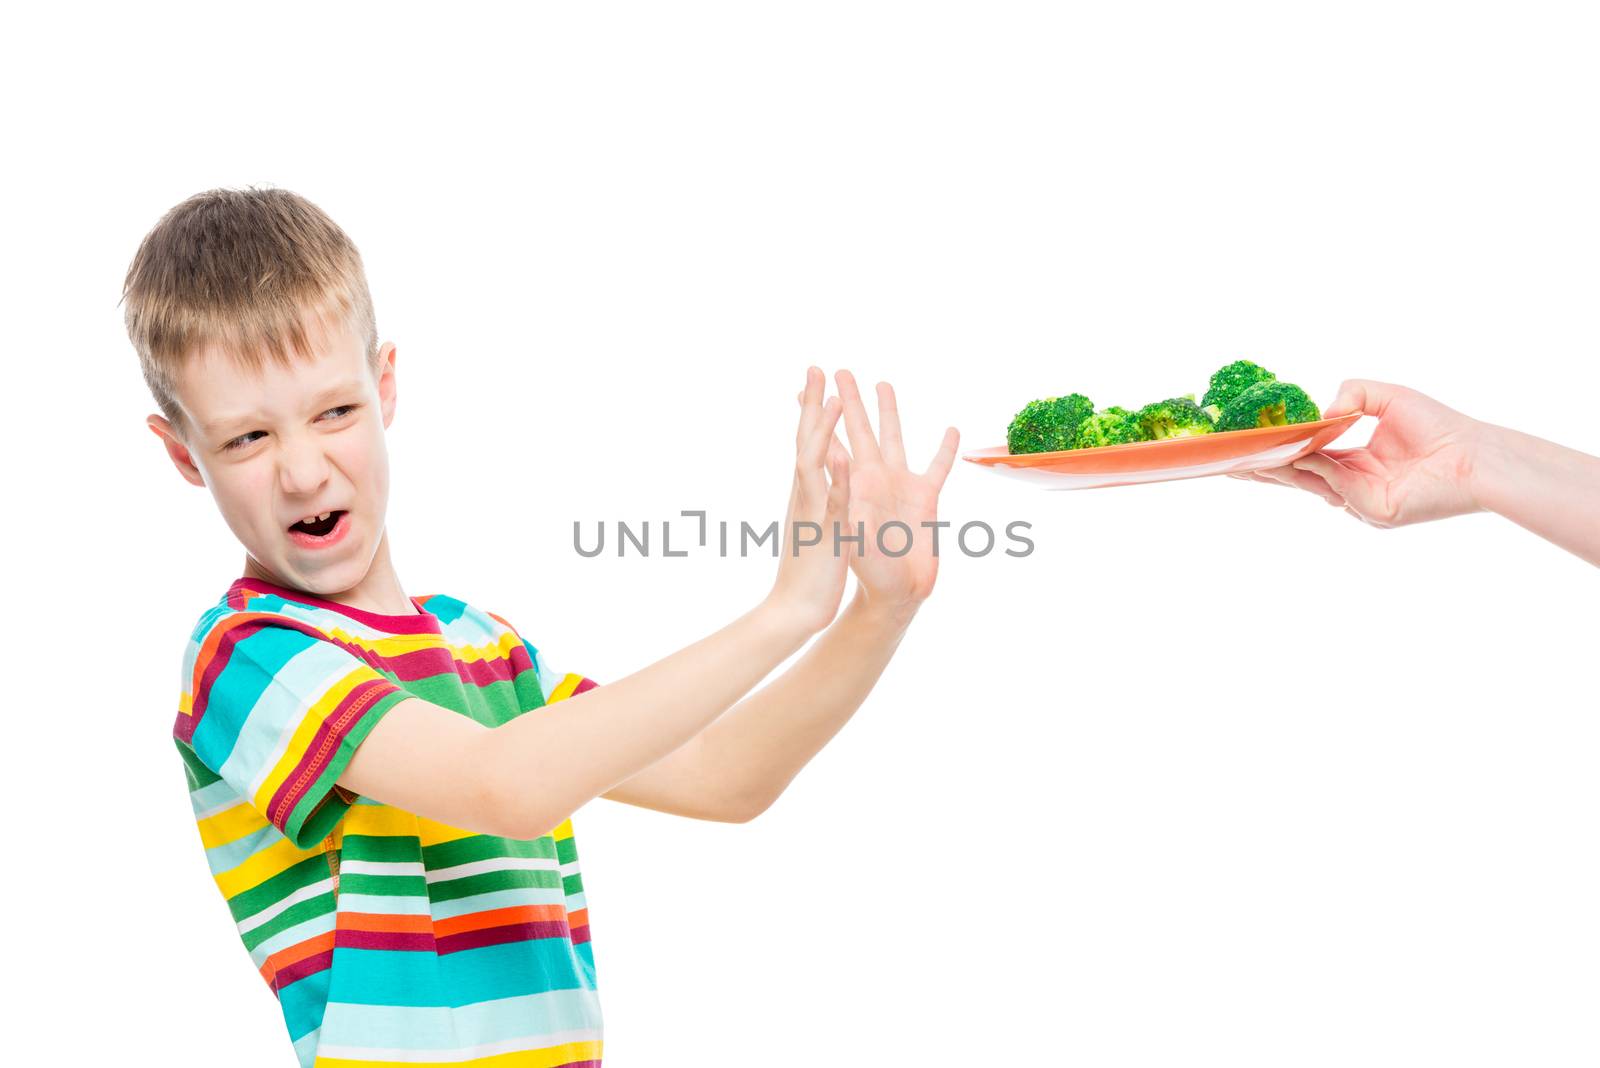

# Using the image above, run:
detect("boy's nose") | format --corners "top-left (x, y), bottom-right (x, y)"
top-left (277, 439), bottom-right (332, 497)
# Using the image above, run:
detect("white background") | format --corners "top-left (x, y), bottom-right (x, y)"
top-left (5, 2), bottom-right (1599, 1064)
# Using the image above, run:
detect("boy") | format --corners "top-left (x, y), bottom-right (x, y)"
top-left (126, 187), bottom-right (960, 1067)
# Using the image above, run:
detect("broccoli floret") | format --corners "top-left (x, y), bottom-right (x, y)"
top-left (1007, 393), bottom-right (1095, 454)
top-left (1201, 360), bottom-right (1276, 410)
top-left (1073, 406), bottom-right (1146, 448)
top-left (1136, 396), bottom-right (1215, 440)
top-left (1214, 381), bottom-right (1321, 431)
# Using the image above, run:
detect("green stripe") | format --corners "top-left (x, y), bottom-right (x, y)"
top-left (227, 854), bottom-right (330, 920)
top-left (427, 868), bottom-right (562, 903)
top-left (241, 892), bottom-right (337, 951)
top-left (425, 834), bottom-right (555, 869)
top-left (339, 872), bottom-right (429, 898)
top-left (342, 833), bottom-right (423, 863)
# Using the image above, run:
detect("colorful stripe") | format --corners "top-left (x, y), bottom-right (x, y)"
top-left (176, 577), bottom-right (603, 1068)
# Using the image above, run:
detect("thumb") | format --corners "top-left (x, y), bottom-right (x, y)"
top-left (826, 450), bottom-right (851, 513)
top-left (1325, 378), bottom-right (1403, 419)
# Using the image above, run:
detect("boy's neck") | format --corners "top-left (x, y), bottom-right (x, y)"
top-left (241, 531), bottom-right (418, 617)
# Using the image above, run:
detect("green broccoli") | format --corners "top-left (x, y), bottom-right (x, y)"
top-left (1073, 406), bottom-right (1146, 448)
top-left (1201, 360), bottom-right (1276, 410)
top-left (1007, 393), bottom-right (1095, 453)
top-left (1214, 381), bottom-right (1321, 431)
top-left (1136, 396), bottom-right (1215, 440)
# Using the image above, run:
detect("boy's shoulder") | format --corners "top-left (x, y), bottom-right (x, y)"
top-left (182, 577), bottom-right (531, 655)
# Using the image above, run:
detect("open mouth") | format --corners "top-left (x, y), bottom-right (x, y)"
top-left (289, 510), bottom-right (347, 537)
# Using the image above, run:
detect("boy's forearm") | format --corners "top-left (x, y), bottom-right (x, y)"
top-left (691, 587), bottom-right (917, 819)
top-left (487, 596), bottom-right (815, 837)
top-left (1470, 422), bottom-right (1600, 568)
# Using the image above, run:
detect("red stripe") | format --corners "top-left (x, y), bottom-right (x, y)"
top-left (273, 948), bottom-right (334, 989)
top-left (436, 920), bottom-right (572, 955)
top-left (376, 643), bottom-right (526, 687)
top-left (265, 676), bottom-right (402, 830)
top-left (336, 929), bottom-right (438, 952)
top-left (181, 613), bottom-right (357, 741)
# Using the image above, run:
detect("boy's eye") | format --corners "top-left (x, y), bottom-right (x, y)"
top-left (221, 407), bottom-right (354, 452)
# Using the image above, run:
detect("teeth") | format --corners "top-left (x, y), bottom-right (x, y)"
top-left (298, 511), bottom-right (333, 526)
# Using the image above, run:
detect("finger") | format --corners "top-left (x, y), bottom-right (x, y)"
top-left (826, 449), bottom-right (851, 517)
top-left (1291, 451), bottom-right (1369, 508)
top-left (803, 395), bottom-right (843, 471)
top-left (922, 426), bottom-right (960, 493)
top-left (827, 432), bottom-right (852, 475)
top-left (1229, 469), bottom-right (1296, 489)
top-left (875, 382), bottom-right (907, 468)
top-left (1324, 378), bottom-right (1403, 420)
top-left (796, 366), bottom-right (823, 451)
top-left (825, 451), bottom-right (854, 556)
top-left (833, 369), bottom-right (883, 465)
top-left (1268, 464), bottom-right (1347, 506)
top-left (1318, 447), bottom-right (1376, 467)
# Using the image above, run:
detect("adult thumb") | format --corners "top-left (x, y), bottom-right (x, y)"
top-left (1324, 378), bottom-right (1403, 420)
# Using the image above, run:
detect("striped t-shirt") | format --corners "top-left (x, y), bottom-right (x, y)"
top-left (174, 575), bottom-right (603, 1067)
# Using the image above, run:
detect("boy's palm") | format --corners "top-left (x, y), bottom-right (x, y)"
top-left (771, 368), bottom-right (853, 634)
top-left (815, 371), bottom-right (959, 613)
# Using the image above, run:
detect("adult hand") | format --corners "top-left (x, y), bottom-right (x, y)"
top-left (1231, 379), bottom-right (1486, 528)
top-left (799, 369), bottom-right (960, 621)
top-left (768, 367), bottom-right (853, 635)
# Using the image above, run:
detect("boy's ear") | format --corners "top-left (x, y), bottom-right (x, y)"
top-left (377, 342), bottom-right (398, 429)
top-left (146, 414), bottom-right (207, 488)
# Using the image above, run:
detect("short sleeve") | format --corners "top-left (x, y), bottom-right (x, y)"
top-left (484, 609), bottom-right (599, 707)
top-left (531, 645), bottom-right (599, 705)
top-left (174, 612), bottom-right (415, 850)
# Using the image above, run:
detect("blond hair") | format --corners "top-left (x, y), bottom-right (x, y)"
top-left (121, 186), bottom-right (379, 441)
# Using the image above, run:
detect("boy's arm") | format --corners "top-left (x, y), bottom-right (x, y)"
top-left (577, 586), bottom-right (916, 824)
top-left (341, 370), bottom-right (855, 837)
top-left (649, 372), bottom-right (955, 821)
top-left (693, 587), bottom-right (916, 820)
top-left (343, 597), bottom-right (813, 839)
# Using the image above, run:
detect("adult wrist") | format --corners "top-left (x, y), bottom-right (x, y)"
top-left (1464, 419), bottom-right (1513, 518)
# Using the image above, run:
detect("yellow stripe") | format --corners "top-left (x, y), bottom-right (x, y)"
top-left (339, 801), bottom-right (482, 847)
top-left (319, 626), bottom-right (522, 666)
top-left (547, 673), bottom-right (581, 703)
top-left (416, 814), bottom-right (484, 847)
top-left (215, 834), bottom-right (321, 898)
top-left (343, 803), bottom-right (422, 839)
top-left (315, 1038), bottom-right (601, 1068)
top-left (197, 800), bottom-right (268, 849)
top-left (251, 666), bottom-right (377, 818)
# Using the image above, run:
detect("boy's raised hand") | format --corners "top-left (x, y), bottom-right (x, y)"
top-left (809, 369), bottom-right (960, 619)
top-left (767, 367), bottom-right (854, 635)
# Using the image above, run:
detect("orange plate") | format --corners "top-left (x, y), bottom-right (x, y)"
top-left (961, 412), bottom-right (1362, 490)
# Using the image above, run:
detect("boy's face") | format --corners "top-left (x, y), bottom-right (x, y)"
top-left (148, 313), bottom-right (399, 598)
